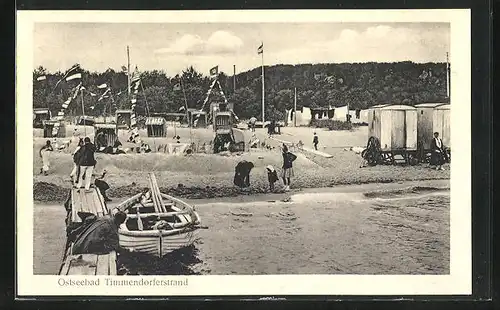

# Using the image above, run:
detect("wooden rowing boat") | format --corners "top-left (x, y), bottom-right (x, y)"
top-left (114, 173), bottom-right (202, 257)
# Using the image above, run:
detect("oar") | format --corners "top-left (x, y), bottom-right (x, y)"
top-left (151, 173), bottom-right (166, 213)
top-left (147, 174), bottom-right (160, 213)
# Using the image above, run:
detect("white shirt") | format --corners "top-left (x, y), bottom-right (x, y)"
top-left (435, 138), bottom-right (442, 149)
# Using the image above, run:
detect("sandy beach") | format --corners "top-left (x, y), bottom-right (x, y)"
top-left (33, 126), bottom-right (450, 203)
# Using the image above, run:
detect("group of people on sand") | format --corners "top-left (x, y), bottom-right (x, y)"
top-left (234, 143), bottom-right (297, 192)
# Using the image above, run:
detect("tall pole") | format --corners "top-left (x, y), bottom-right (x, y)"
top-left (180, 77), bottom-right (192, 143)
top-left (81, 88), bottom-right (86, 137)
top-left (233, 65), bottom-right (236, 92)
top-left (127, 46), bottom-right (131, 97)
top-left (446, 52), bottom-right (450, 100)
top-left (294, 87), bottom-right (297, 127)
top-left (261, 44), bottom-right (265, 124)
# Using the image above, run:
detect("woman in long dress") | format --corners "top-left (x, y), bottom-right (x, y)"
top-left (39, 140), bottom-right (53, 175)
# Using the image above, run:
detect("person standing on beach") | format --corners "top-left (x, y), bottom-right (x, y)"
top-left (281, 144), bottom-right (297, 191)
top-left (249, 116), bottom-right (257, 132)
top-left (430, 132), bottom-right (446, 170)
top-left (39, 140), bottom-right (53, 175)
top-left (70, 138), bottom-right (84, 185)
top-left (313, 132), bottom-right (319, 150)
top-left (77, 137), bottom-right (97, 191)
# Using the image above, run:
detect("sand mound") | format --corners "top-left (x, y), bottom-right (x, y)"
top-left (33, 182), bottom-right (69, 203)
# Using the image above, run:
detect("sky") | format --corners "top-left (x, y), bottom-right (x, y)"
top-left (33, 22), bottom-right (450, 76)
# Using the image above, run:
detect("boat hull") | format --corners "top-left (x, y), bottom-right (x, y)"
top-left (119, 227), bottom-right (199, 257)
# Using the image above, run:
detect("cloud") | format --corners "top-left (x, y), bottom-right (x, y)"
top-left (273, 25), bottom-right (450, 64)
top-left (154, 30), bottom-right (244, 56)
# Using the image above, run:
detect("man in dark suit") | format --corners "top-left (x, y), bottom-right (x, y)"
top-left (430, 132), bottom-right (446, 170)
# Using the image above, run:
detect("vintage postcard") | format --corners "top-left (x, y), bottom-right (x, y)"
top-left (16, 9), bottom-right (471, 296)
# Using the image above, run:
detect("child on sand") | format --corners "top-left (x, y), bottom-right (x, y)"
top-left (266, 165), bottom-right (279, 192)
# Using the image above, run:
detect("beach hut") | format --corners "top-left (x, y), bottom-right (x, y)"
top-left (348, 109), bottom-right (369, 124)
top-left (94, 123), bottom-right (118, 147)
top-left (376, 105), bottom-right (418, 151)
top-left (190, 111), bottom-right (208, 128)
top-left (33, 108), bottom-right (52, 128)
top-left (332, 105), bottom-right (349, 121)
top-left (76, 115), bottom-right (95, 126)
top-left (367, 104), bottom-right (390, 139)
top-left (286, 107), bottom-right (312, 126)
top-left (145, 117), bottom-right (167, 137)
top-left (42, 120), bottom-right (66, 138)
top-left (433, 104), bottom-right (451, 149)
top-left (415, 103), bottom-right (446, 151)
top-left (116, 110), bottom-right (132, 130)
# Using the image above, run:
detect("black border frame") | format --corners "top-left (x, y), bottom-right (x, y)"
top-left (7, 0), bottom-right (494, 307)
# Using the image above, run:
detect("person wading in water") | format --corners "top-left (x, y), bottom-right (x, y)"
top-left (281, 144), bottom-right (297, 191)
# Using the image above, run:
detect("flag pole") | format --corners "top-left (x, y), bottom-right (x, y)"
top-left (446, 52), bottom-right (450, 101)
top-left (179, 77), bottom-right (192, 143)
top-left (127, 46), bottom-right (131, 97)
top-left (233, 65), bottom-right (236, 92)
top-left (81, 87), bottom-right (86, 137)
top-left (261, 43), bottom-right (265, 125)
top-left (294, 87), bottom-right (297, 127)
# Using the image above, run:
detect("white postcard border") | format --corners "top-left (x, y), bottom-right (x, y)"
top-left (16, 9), bottom-right (471, 296)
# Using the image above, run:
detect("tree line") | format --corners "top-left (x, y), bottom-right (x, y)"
top-left (33, 61), bottom-right (449, 121)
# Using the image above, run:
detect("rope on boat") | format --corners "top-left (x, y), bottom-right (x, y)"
top-left (361, 136), bottom-right (382, 166)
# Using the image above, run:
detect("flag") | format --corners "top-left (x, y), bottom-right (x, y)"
top-left (64, 98), bottom-right (71, 104)
top-left (66, 73), bottom-right (82, 81)
top-left (257, 43), bottom-right (263, 54)
top-left (62, 103), bottom-right (69, 109)
top-left (97, 83), bottom-right (107, 89)
top-left (178, 106), bottom-right (185, 112)
top-left (36, 76), bottom-right (46, 81)
top-left (97, 88), bottom-right (110, 101)
top-left (131, 98), bottom-right (137, 104)
top-left (54, 64), bottom-right (80, 89)
top-left (173, 83), bottom-right (181, 91)
top-left (130, 66), bottom-right (141, 83)
top-left (419, 70), bottom-right (429, 80)
top-left (90, 106), bottom-right (95, 110)
top-left (209, 66), bottom-right (218, 76)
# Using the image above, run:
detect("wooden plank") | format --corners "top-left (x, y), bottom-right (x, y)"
top-left (67, 254), bottom-right (98, 275)
top-left (108, 251), bottom-right (117, 275)
top-left (94, 188), bottom-right (107, 215)
top-left (91, 190), bottom-right (102, 216)
top-left (59, 247), bottom-right (72, 276)
top-left (71, 189), bottom-right (77, 223)
top-left (81, 190), bottom-right (90, 213)
top-left (95, 254), bottom-right (110, 275)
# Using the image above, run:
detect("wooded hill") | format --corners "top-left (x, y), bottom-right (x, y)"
top-left (33, 61), bottom-right (449, 121)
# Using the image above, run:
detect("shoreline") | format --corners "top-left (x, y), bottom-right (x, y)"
top-left (33, 177), bottom-right (450, 204)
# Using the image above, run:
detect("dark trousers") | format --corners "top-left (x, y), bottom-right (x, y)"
top-left (314, 143), bottom-right (318, 150)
